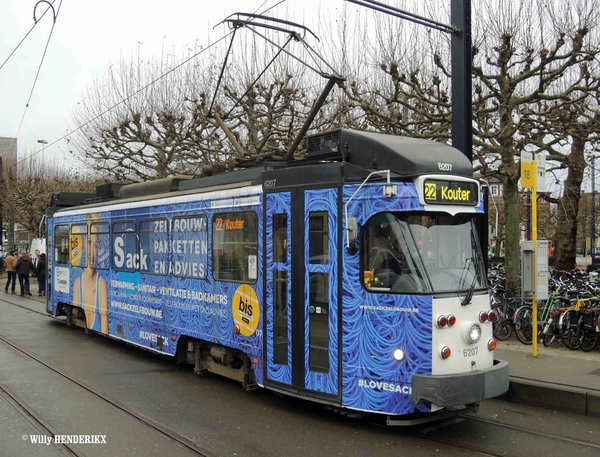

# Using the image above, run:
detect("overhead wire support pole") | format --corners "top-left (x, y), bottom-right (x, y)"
top-left (451, 0), bottom-right (473, 162)
top-left (345, 0), bottom-right (472, 162)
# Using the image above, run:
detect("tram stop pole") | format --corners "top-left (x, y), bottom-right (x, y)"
top-left (531, 164), bottom-right (538, 357)
top-left (521, 152), bottom-right (538, 357)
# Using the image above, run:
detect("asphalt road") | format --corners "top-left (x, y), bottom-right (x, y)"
top-left (1, 295), bottom-right (600, 457)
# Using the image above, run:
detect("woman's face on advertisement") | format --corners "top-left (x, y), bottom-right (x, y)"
top-left (88, 233), bottom-right (99, 268)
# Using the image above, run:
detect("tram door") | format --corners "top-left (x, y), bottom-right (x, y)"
top-left (265, 188), bottom-right (339, 398)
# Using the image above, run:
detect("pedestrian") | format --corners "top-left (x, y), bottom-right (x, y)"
top-left (4, 250), bottom-right (18, 293)
top-left (32, 249), bottom-right (41, 277)
top-left (35, 253), bottom-right (46, 296)
top-left (16, 252), bottom-right (33, 296)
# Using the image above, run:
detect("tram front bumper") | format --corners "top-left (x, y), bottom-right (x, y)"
top-left (411, 359), bottom-right (509, 407)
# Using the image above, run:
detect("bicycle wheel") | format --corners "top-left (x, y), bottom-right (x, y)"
top-left (514, 306), bottom-right (533, 345)
top-left (542, 318), bottom-right (557, 347)
top-left (580, 328), bottom-right (599, 352)
top-left (492, 306), bottom-right (512, 341)
top-left (561, 310), bottom-right (582, 350)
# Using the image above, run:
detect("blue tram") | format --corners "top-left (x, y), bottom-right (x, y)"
top-left (46, 129), bottom-right (509, 419)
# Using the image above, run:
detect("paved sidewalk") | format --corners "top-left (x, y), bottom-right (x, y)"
top-left (495, 339), bottom-right (600, 417)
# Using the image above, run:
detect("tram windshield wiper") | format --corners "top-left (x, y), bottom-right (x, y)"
top-left (460, 252), bottom-right (484, 306)
top-left (461, 271), bottom-right (478, 306)
top-left (457, 257), bottom-right (473, 290)
top-left (457, 257), bottom-right (475, 306)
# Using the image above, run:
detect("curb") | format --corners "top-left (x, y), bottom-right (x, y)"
top-left (499, 378), bottom-right (600, 418)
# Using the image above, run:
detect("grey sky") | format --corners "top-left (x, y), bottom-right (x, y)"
top-left (0, 0), bottom-right (331, 169)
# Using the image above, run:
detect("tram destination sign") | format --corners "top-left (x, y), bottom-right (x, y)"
top-left (423, 179), bottom-right (478, 206)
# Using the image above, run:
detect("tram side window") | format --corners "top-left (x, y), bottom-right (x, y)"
top-left (273, 214), bottom-right (287, 264)
top-left (55, 225), bottom-right (70, 265)
top-left (171, 215), bottom-right (207, 278)
top-left (112, 221), bottom-right (138, 272)
top-left (272, 213), bottom-right (289, 366)
top-left (212, 211), bottom-right (258, 283)
top-left (70, 224), bottom-right (88, 268)
top-left (308, 211), bottom-right (330, 373)
top-left (91, 222), bottom-right (110, 270)
top-left (139, 219), bottom-right (169, 275)
top-left (309, 212), bottom-right (328, 264)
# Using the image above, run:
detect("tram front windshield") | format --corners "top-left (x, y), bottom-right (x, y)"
top-left (363, 213), bottom-right (486, 293)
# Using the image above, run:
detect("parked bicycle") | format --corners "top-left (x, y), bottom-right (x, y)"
top-left (561, 298), bottom-right (600, 351)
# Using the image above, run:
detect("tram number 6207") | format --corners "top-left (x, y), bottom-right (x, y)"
top-left (463, 347), bottom-right (478, 357)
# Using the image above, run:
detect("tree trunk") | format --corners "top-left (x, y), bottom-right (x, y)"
top-left (503, 176), bottom-right (521, 296)
top-left (554, 136), bottom-right (586, 271)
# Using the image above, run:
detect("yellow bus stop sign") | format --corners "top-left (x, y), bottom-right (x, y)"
top-left (521, 151), bottom-right (535, 189)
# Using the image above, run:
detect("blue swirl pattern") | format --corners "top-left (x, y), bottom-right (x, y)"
top-left (49, 194), bottom-right (264, 385)
top-left (342, 183), bottom-right (432, 415)
top-left (304, 189), bottom-right (339, 395)
top-left (265, 192), bottom-right (293, 385)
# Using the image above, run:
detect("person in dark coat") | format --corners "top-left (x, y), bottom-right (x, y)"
top-left (16, 252), bottom-right (33, 296)
top-left (35, 253), bottom-right (46, 296)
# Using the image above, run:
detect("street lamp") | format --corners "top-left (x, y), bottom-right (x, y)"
top-left (37, 140), bottom-right (48, 164)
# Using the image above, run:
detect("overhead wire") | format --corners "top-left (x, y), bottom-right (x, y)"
top-left (15, 0), bottom-right (63, 139)
top-left (12, 0), bottom-right (289, 168)
top-left (12, 31), bottom-right (235, 168)
top-left (0, 0), bottom-right (57, 72)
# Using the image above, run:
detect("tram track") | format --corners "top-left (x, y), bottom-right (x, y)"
top-left (509, 374), bottom-right (600, 394)
top-left (0, 383), bottom-right (84, 457)
top-left (3, 296), bottom-right (599, 456)
top-left (404, 411), bottom-right (600, 457)
top-left (459, 413), bottom-right (600, 450)
top-left (0, 296), bottom-right (51, 318)
top-left (0, 333), bottom-right (217, 457)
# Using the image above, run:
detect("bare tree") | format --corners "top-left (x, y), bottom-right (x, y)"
top-left (0, 154), bottom-right (101, 240)
top-left (68, 45), bottom-right (229, 182)
top-left (471, 0), bottom-right (600, 290)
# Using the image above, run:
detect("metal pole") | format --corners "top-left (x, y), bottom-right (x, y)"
top-left (526, 191), bottom-right (531, 240)
top-left (532, 163), bottom-right (538, 357)
top-left (0, 157), bottom-right (3, 254)
top-left (592, 156), bottom-right (596, 266)
top-left (451, 0), bottom-right (472, 162)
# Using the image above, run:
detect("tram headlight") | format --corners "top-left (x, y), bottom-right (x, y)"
top-left (465, 323), bottom-right (482, 344)
top-left (392, 349), bottom-right (406, 362)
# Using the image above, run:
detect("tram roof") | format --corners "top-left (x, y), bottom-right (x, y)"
top-left (48, 129), bottom-right (475, 212)
top-left (305, 129), bottom-right (474, 178)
